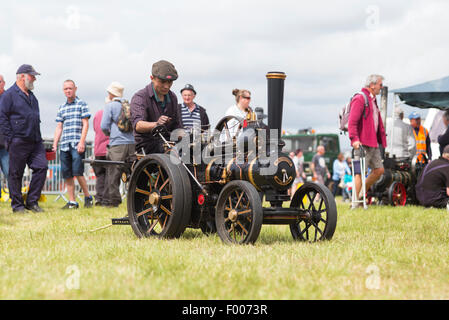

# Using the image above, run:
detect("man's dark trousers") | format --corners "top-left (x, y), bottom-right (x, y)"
top-left (105, 144), bottom-right (135, 206)
top-left (93, 155), bottom-right (107, 205)
top-left (8, 138), bottom-right (47, 209)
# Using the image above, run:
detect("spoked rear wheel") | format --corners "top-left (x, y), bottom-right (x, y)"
top-left (215, 180), bottom-right (263, 245)
top-left (289, 182), bottom-right (337, 242)
top-left (127, 154), bottom-right (191, 239)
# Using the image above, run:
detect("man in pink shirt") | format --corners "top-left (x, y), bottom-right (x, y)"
top-left (348, 74), bottom-right (387, 206)
top-left (93, 109), bottom-right (109, 206)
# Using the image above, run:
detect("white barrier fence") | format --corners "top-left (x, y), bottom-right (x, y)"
top-left (42, 139), bottom-right (96, 201)
top-left (0, 139), bottom-right (126, 202)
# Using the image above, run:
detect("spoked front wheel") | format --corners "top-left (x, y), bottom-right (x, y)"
top-left (215, 180), bottom-right (263, 245)
top-left (289, 182), bottom-right (337, 242)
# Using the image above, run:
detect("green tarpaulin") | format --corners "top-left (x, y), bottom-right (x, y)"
top-left (392, 76), bottom-right (449, 110)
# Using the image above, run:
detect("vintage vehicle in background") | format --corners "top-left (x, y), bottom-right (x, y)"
top-left (365, 153), bottom-right (427, 206)
top-left (282, 129), bottom-right (340, 181)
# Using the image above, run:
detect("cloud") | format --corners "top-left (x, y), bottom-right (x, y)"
top-left (1, 0), bottom-right (448, 146)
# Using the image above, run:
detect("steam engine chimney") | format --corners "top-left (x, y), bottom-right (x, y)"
top-left (266, 71), bottom-right (286, 139)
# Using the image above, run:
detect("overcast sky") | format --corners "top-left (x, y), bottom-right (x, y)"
top-left (1, 0), bottom-right (449, 150)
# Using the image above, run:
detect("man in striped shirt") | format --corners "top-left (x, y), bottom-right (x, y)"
top-left (52, 80), bottom-right (93, 209)
top-left (178, 84), bottom-right (210, 132)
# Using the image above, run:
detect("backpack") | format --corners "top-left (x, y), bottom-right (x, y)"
top-left (117, 99), bottom-right (132, 132)
top-left (339, 92), bottom-right (369, 133)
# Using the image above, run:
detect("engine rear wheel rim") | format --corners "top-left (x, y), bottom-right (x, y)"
top-left (134, 162), bottom-right (174, 235)
top-left (290, 182), bottom-right (337, 242)
top-left (213, 115), bottom-right (243, 146)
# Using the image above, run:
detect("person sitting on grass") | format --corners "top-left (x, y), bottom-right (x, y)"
top-left (415, 144), bottom-right (449, 210)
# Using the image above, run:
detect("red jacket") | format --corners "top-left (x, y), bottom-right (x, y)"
top-left (93, 109), bottom-right (109, 157)
top-left (348, 88), bottom-right (387, 148)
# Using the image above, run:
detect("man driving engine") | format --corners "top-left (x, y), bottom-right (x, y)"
top-left (130, 60), bottom-right (182, 154)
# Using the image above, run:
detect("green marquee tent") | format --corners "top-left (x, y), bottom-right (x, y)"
top-left (392, 75), bottom-right (449, 110)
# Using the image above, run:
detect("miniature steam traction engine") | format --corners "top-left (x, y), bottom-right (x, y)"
top-left (366, 153), bottom-right (428, 206)
top-left (86, 72), bottom-right (338, 244)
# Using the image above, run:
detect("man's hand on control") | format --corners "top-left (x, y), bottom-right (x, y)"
top-left (157, 115), bottom-right (171, 126)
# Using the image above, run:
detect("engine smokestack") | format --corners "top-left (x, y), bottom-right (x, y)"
top-left (266, 71), bottom-right (286, 138)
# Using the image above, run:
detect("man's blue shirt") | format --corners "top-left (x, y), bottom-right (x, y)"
top-left (101, 99), bottom-right (135, 146)
top-left (0, 83), bottom-right (42, 143)
top-left (56, 96), bottom-right (90, 152)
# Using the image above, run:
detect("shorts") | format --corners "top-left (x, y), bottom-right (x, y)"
top-left (60, 146), bottom-right (86, 179)
top-left (353, 145), bottom-right (383, 171)
top-left (315, 174), bottom-right (325, 185)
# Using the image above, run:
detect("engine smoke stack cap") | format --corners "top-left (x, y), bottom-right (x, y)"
top-left (266, 71), bottom-right (287, 80)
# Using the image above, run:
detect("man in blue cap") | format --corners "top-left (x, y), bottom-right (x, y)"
top-left (0, 64), bottom-right (48, 213)
top-left (409, 111), bottom-right (432, 162)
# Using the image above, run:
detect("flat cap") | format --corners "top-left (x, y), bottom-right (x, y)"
top-left (16, 64), bottom-right (40, 76)
top-left (180, 84), bottom-right (196, 95)
top-left (152, 60), bottom-right (178, 81)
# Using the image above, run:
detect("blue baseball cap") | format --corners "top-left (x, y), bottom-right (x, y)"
top-left (408, 111), bottom-right (421, 120)
top-left (16, 64), bottom-right (41, 76)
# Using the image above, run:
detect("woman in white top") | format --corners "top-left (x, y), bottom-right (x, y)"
top-left (224, 88), bottom-right (251, 137)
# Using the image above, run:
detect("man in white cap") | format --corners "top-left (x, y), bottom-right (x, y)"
top-left (385, 106), bottom-right (416, 158)
top-left (101, 82), bottom-right (135, 207)
top-left (53, 79), bottom-right (93, 209)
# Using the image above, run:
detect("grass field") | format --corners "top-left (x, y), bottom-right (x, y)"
top-left (1, 195), bottom-right (449, 300)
